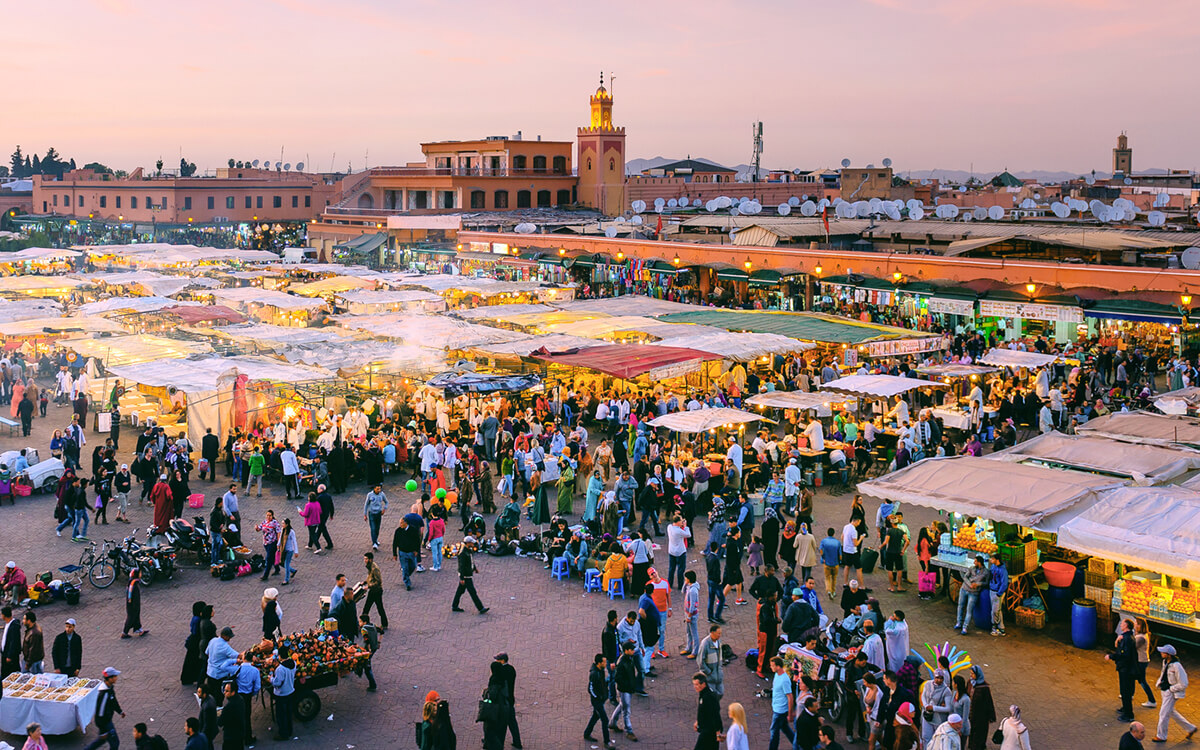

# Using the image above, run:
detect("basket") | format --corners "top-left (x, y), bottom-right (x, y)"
top-left (1088, 557), bottom-right (1117, 576)
top-left (1015, 606), bottom-right (1046, 629)
top-left (1085, 570), bottom-right (1117, 589)
top-left (13, 483), bottom-right (32, 497)
top-left (1084, 584), bottom-right (1114, 610)
top-left (1000, 540), bottom-right (1037, 567)
top-left (187, 493), bottom-right (205, 509)
top-left (948, 577), bottom-right (963, 604)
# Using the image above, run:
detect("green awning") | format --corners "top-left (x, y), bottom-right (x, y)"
top-left (899, 282), bottom-right (936, 296)
top-left (716, 268), bottom-right (749, 281)
top-left (928, 287), bottom-right (978, 300)
top-left (657, 309), bottom-right (932, 345)
top-left (858, 276), bottom-right (899, 290)
top-left (1085, 299), bottom-right (1184, 324)
top-left (335, 232), bottom-right (387, 254)
top-left (649, 260), bottom-right (680, 274)
top-left (413, 246), bottom-right (456, 256)
top-left (749, 269), bottom-right (782, 286)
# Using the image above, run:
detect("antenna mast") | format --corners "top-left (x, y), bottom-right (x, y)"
top-left (751, 122), bottom-right (763, 183)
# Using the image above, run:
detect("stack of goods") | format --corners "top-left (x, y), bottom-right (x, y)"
top-left (1114, 579), bottom-right (1199, 625)
top-left (1, 673), bottom-right (100, 703)
top-left (245, 629), bottom-right (372, 682)
top-left (1014, 597), bottom-right (1046, 630)
top-left (999, 540), bottom-right (1038, 575)
top-left (935, 522), bottom-right (997, 567)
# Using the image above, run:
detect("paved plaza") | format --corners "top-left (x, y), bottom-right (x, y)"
top-left (0, 401), bottom-right (1196, 749)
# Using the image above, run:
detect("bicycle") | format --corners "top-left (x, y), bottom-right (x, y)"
top-left (89, 533), bottom-right (149, 589)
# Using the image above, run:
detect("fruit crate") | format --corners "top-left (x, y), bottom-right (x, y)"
top-left (1088, 557), bottom-right (1117, 576)
top-left (1015, 606), bottom-right (1046, 630)
top-left (1085, 570), bottom-right (1117, 588)
top-left (1084, 584), bottom-right (1114, 610)
top-left (999, 540), bottom-right (1037, 568)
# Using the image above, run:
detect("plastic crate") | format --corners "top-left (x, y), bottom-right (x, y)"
top-left (1015, 606), bottom-right (1046, 629)
top-left (1088, 557), bottom-right (1117, 576)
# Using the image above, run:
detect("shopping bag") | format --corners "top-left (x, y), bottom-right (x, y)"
top-left (919, 571), bottom-right (937, 593)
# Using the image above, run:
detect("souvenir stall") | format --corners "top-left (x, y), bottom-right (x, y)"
top-left (0, 247), bottom-right (81, 274)
top-left (0, 674), bottom-right (103, 735)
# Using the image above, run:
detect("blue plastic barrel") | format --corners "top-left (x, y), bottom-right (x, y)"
top-left (1046, 585), bottom-right (1073, 617)
top-left (973, 588), bottom-right (993, 630)
top-left (1072, 598), bottom-right (1098, 649)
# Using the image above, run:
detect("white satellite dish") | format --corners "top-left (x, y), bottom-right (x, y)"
top-left (1181, 247), bottom-right (1200, 270)
top-left (1086, 175), bottom-right (1096, 185)
top-left (514, 222), bottom-right (537, 234)
top-left (680, 196), bottom-right (689, 205)
top-left (631, 200), bottom-right (646, 213)
top-left (631, 215), bottom-right (644, 225)
top-left (667, 198), bottom-right (678, 209)
top-left (801, 194), bottom-right (809, 201)
top-left (1052, 202), bottom-right (1070, 218)
top-left (1020, 198), bottom-right (1037, 210)
top-left (264, 161), bottom-right (272, 169)
top-left (788, 196), bottom-right (800, 207)
top-left (693, 199), bottom-right (701, 207)
top-left (729, 207), bottom-right (740, 216)
top-left (778, 204), bottom-right (791, 216)
top-left (1148, 211), bottom-right (1166, 226)
top-left (1124, 177), bottom-right (1133, 185)
top-left (605, 227), bottom-right (618, 238)
top-left (252, 159), bottom-right (260, 167)
top-left (800, 201), bottom-right (816, 216)
top-left (906, 199), bottom-right (921, 212)
top-left (972, 207), bottom-right (988, 221)
top-left (988, 205), bottom-right (1004, 220)
top-left (818, 198), bottom-right (830, 210)
top-left (945, 205), bottom-right (960, 219)
top-left (614, 216), bottom-right (626, 223)
top-left (885, 205), bottom-right (901, 221)
top-left (868, 198), bottom-right (883, 213)
top-left (963, 212), bottom-right (974, 222)
top-left (705, 200), bottom-right (718, 212)
top-left (654, 197), bottom-right (666, 208)
top-left (717, 196), bottom-right (732, 209)
top-left (1155, 193), bottom-right (1170, 208)
top-left (1088, 199), bottom-right (1104, 215)
top-left (909, 206), bottom-right (925, 221)
top-left (882, 157), bottom-right (892, 167)
top-left (284, 163), bottom-right (291, 171)
top-left (296, 162), bottom-right (304, 171)
top-left (854, 201), bottom-right (871, 218)
top-left (841, 158), bottom-right (851, 168)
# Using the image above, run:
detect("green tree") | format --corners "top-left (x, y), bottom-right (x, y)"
top-left (83, 162), bottom-right (113, 175)
top-left (0, 166), bottom-right (8, 178)
top-left (155, 158), bottom-right (163, 175)
top-left (31, 154), bottom-right (40, 174)
top-left (23, 156), bottom-right (31, 175)
top-left (179, 157), bottom-right (198, 177)
top-left (9, 146), bottom-right (23, 178)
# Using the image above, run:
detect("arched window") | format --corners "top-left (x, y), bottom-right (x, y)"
top-left (556, 189), bottom-right (571, 206)
top-left (516, 190), bottom-right (531, 208)
top-left (470, 190), bottom-right (486, 209)
top-left (532, 156), bottom-right (547, 172)
top-left (552, 156), bottom-right (567, 174)
top-left (536, 190), bottom-right (551, 207)
top-left (493, 190), bottom-right (509, 209)
top-left (609, 158), bottom-right (615, 172)
top-left (587, 158), bottom-right (592, 170)
top-left (357, 193), bottom-right (374, 209)
top-left (513, 155), bottom-right (527, 170)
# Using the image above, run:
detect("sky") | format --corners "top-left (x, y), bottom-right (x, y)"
top-left (4, 0), bottom-right (1198, 176)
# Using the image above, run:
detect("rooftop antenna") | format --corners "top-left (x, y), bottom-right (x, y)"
top-left (750, 121), bottom-right (763, 183)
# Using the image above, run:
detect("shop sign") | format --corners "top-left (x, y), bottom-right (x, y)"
top-left (927, 297), bottom-right (975, 316)
top-left (842, 348), bottom-right (858, 368)
top-left (979, 300), bottom-right (1083, 323)
top-left (645, 359), bottom-right (704, 381)
top-left (489, 242), bottom-right (509, 255)
top-left (862, 337), bottom-right (947, 357)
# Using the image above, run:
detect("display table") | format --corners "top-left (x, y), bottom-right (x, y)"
top-left (931, 406), bottom-right (998, 431)
top-left (0, 674), bottom-right (101, 735)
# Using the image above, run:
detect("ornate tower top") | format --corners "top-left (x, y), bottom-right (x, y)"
top-left (588, 71), bottom-right (616, 131)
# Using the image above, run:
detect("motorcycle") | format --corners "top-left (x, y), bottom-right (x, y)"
top-left (162, 516), bottom-right (213, 565)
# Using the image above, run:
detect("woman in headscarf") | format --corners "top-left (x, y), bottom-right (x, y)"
top-left (997, 705), bottom-right (1031, 750)
top-left (556, 457), bottom-right (575, 515)
top-left (967, 665), bottom-right (996, 750)
top-left (583, 469), bottom-right (604, 523)
top-left (480, 661), bottom-right (510, 750)
top-left (565, 532), bottom-right (589, 576)
top-left (795, 522), bottom-right (819, 582)
top-left (778, 520), bottom-right (798, 572)
top-left (10, 378), bottom-right (24, 419)
top-left (760, 506), bottom-right (780, 570)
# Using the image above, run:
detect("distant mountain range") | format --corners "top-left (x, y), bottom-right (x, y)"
top-left (628, 156), bottom-right (1175, 185)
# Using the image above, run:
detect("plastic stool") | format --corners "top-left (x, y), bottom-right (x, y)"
top-left (551, 556), bottom-right (569, 581)
top-left (608, 578), bottom-right (625, 599)
top-left (584, 569), bottom-right (602, 592)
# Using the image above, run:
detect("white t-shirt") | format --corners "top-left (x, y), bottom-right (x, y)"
top-left (842, 522), bottom-right (860, 553)
top-left (666, 524), bottom-right (691, 556)
top-left (419, 443), bottom-right (438, 473)
top-left (803, 421), bottom-right (824, 452)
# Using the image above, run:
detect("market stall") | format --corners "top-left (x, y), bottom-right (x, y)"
top-left (210, 287), bottom-right (328, 326)
top-left (1154, 387), bottom-right (1200, 416)
top-left (989, 432), bottom-right (1200, 485)
top-left (0, 275), bottom-right (88, 301)
top-left (75, 296), bottom-right (203, 317)
top-left (1076, 411), bottom-right (1200, 449)
top-left (333, 313), bottom-right (531, 349)
top-left (335, 289), bottom-right (447, 315)
top-left (646, 406), bottom-right (774, 433)
top-left (0, 673), bottom-right (102, 735)
top-left (978, 348), bottom-right (1059, 370)
top-left (244, 627), bottom-right (372, 722)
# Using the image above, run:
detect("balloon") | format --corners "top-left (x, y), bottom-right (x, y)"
top-left (405, 479), bottom-right (417, 492)
top-left (435, 488), bottom-right (447, 499)
top-left (444, 491), bottom-right (458, 509)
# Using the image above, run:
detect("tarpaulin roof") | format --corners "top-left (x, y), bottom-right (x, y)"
top-left (545, 315), bottom-right (725, 340)
top-left (646, 332), bottom-right (815, 361)
top-left (335, 290), bottom-right (442, 305)
top-left (0, 247), bottom-right (82, 262)
top-left (106, 355), bottom-right (332, 393)
top-left (1055, 487), bottom-right (1200, 581)
top-left (989, 432), bottom-right (1200, 485)
top-left (647, 407), bottom-right (775, 433)
top-left (204, 323), bottom-right (351, 346)
top-left (915, 363), bottom-right (998, 378)
top-left (426, 371), bottom-right (541, 397)
top-left (60, 334), bottom-right (211, 367)
top-left (159, 305), bottom-right (246, 324)
top-left (333, 313), bottom-right (531, 348)
top-left (76, 296), bottom-right (202, 317)
top-left (1076, 411), bottom-right (1200, 449)
top-left (978, 348), bottom-right (1059, 369)
top-left (0, 299), bottom-right (63, 323)
top-left (858, 455), bottom-right (1126, 527)
top-left (744, 390), bottom-right (852, 411)
top-left (212, 287), bottom-right (327, 311)
top-left (818, 374), bottom-right (945, 398)
top-left (288, 276), bottom-right (377, 296)
top-left (1154, 387), bottom-right (1200, 414)
top-left (470, 334), bottom-right (598, 357)
top-left (656, 309), bottom-right (929, 345)
top-left (0, 276), bottom-right (87, 292)
top-left (532, 343), bottom-right (720, 380)
top-left (0, 316), bottom-right (123, 337)
top-left (454, 303), bottom-right (556, 320)
top-left (551, 296), bottom-right (709, 317)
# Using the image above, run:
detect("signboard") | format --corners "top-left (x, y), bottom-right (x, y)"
top-left (979, 300), bottom-right (1083, 324)
top-left (927, 297), bottom-right (976, 316)
top-left (645, 359), bottom-right (705, 381)
top-left (842, 348), bottom-right (858, 368)
top-left (862, 337), bottom-right (947, 358)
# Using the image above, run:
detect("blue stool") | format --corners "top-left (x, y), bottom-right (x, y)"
top-left (551, 556), bottom-right (569, 581)
top-left (608, 578), bottom-right (625, 599)
top-left (584, 569), bottom-right (601, 592)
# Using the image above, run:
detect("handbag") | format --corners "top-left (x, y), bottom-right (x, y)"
top-left (476, 687), bottom-right (503, 724)
top-left (992, 719), bottom-right (1005, 744)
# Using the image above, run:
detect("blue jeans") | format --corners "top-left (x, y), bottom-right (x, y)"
top-left (367, 512), bottom-right (382, 546)
top-left (83, 720), bottom-right (119, 750)
top-left (211, 534), bottom-right (224, 566)
top-left (685, 615), bottom-right (700, 655)
top-left (397, 551), bottom-right (416, 588)
top-left (768, 711), bottom-right (795, 750)
top-left (956, 587), bottom-right (979, 630)
top-left (668, 553), bottom-right (686, 590)
top-left (55, 511), bottom-right (75, 534)
top-left (282, 550), bottom-right (296, 583)
top-left (656, 620), bottom-right (667, 653)
top-left (73, 508), bottom-right (89, 538)
top-left (608, 692), bottom-right (633, 732)
top-left (430, 537), bottom-right (444, 571)
top-left (707, 580), bottom-right (726, 620)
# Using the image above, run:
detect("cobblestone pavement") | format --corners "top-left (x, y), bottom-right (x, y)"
top-left (1, 403), bottom-right (1197, 749)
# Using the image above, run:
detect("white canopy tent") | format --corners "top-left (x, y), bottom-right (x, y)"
top-left (858, 455), bottom-right (1126, 527)
top-left (59, 335), bottom-right (211, 367)
top-left (915, 363), bottom-right (998, 378)
top-left (335, 289), bottom-right (447, 314)
top-left (551, 295), bottom-right (709, 317)
top-left (470, 334), bottom-right (598, 357)
top-left (76, 296), bottom-right (202, 316)
top-left (818, 373), bottom-right (945, 399)
top-left (454, 303), bottom-right (556, 321)
top-left (202, 323), bottom-right (352, 347)
top-left (544, 315), bottom-right (724, 340)
top-left (0, 247), bottom-right (82, 262)
top-left (989, 432), bottom-right (1200, 485)
top-left (0, 316), bottom-right (123, 337)
top-left (978, 349), bottom-right (1059, 369)
top-left (647, 332), bottom-right (814, 361)
top-left (646, 407), bottom-right (774, 433)
top-left (0, 299), bottom-right (63, 322)
top-left (333, 313), bottom-right (530, 349)
top-left (1076, 411), bottom-right (1200, 449)
top-left (211, 287), bottom-right (327, 311)
top-left (0, 276), bottom-right (87, 294)
top-left (1055, 486), bottom-right (1200, 581)
top-left (745, 390), bottom-right (854, 414)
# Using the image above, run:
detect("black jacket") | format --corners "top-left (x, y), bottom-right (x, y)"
top-left (197, 693), bottom-right (218, 742)
top-left (588, 664), bottom-right (607, 700)
top-left (457, 549), bottom-right (476, 579)
top-left (696, 686), bottom-right (723, 737)
top-left (601, 622), bottom-right (618, 663)
top-left (614, 652), bottom-right (638, 693)
top-left (782, 600), bottom-right (819, 641)
top-left (94, 684), bottom-right (123, 725)
top-left (202, 433), bottom-right (220, 460)
top-left (220, 690), bottom-right (244, 741)
top-left (1113, 630), bottom-right (1138, 674)
top-left (392, 524), bottom-right (421, 555)
top-left (51, 630), bottom-right (82, 675)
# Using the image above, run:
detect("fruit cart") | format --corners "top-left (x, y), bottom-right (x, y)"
top-left (245, 627), bottom-right (372, 722)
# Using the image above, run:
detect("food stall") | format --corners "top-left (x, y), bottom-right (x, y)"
top-left (915, 363), bottom-right (1000, 431)
top-left (0, 673), bottom-right (102, 735)
top-left (1076, 411), bottom-right (1200, 449)
top-left (244, 627), bottom-right (373, 722)
top-left (210, 287), bottom-right (329, 327)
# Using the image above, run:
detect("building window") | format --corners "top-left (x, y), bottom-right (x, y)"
top-left (131, 196), bottom-right (138, 209)
top-left (273, 195), bottom-right (282, 208)
top-left (532, 155), bottom-right (547, 172)
top-left (304, 195), bottom-right (311, 208)
top-left (244, 196), bottom-right (251, 209)
top-left (516, 190), bottom-right (531, 208)
top-left (77, 196), bottom-right (84, 207)
top-left (100, 196), bottom-right (107, 208)
top-left (116, 196), bottom-right (121, 208)
top-left (440, 191), bottom-right (454, 209)
top-left (62, 194), bottom-right (68, 206)
top-left (587, 158), bottom-right (592, 170)
top-left (493, 190), bottom-right (509, 208)
top-left (536, 190), bottom-right (551, 207)
top-left (470, 190), bottom-right (486, 209)
top-left (357, 193), bottom-right (374, 209)
top-left (207, 197), bottom-right (215, 210)
top-left (184, 197), bottom-right (192, 210)
top-left (226, 197), bottom-right (234, 209)
top-left (556, 189), bottom-right (571, 206)
top-left (256, 196), bottom-right (263, 209)
top-left (879, 172), bottom-right (887, 179)
top-left (513, 155), bottom-right (527, 170)
top-left (552, 155), bottom-right (567, 174)
top-left (609, 158), bottom-right (615, 171)
top-left (291, 195), bottom-right (298, 208)
top-left (162, 196), bottom-right (167, 208)
top-left (52, 195), bottom-right (58, 206)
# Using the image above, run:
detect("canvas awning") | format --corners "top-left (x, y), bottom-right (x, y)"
top-left (76, 296), bottom-right (202, 317)
top-left (744, 391), bottom-right (853, 412)
top-left (333, 313), bottom-right (531, 349)
top-left (288, 276), bottom-right (377, 297)
top-left (0, 247), bottom-right (82, 262)
top-left (334, 232), bottom-right (388, 254)
top-left (0, 316), bottom-right (123, 337)
top-left (915, 363), bottom-right (998, 378)
top-left (1153, 387), bottom-right (1200, 415)
top-left (426, 371), bottom-right (541, 397)
top-left (1076, 411), bottom-right (1200, 449)
top-left (656, 309), bottom-right (931, 345)
top-left (818, 374), bottom-right (945, 399)
top-left (471, 334), bottom-right (599, 358)
top-left (158, 305), bottom-right (246, 324)
top-left (989, 432), bottom-right (1200, 485)
top-left (857, 455), bottom-right (1126, 527)
top-left (59, 335), bottom-right (210, 367)
top-left (532, 344), bottom-right (719, 380)
top-left (211, 287), bottom-right (327, 311)
top-left (646, 332), bottom-right (814, 361)
top-left (978, 348), bottom-right (1059, 369)
top-left (1055, 487), bottom-right (1200, 581)
top-left (551, 296), bottom-right (708, 317)
top-left (646, 407), bottom-right (774, 433)
top-left (105, 355), bottom-right (332, 394)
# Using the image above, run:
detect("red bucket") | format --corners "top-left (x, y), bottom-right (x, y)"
top-left (187, 493), bottom-right (205, 509)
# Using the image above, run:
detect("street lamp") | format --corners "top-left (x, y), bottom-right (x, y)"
top-left (616, 251), bottom-right (625, 261)
top-left (672, 255), bottom-right (680, 266)
top-left (1183, 294), bottom-right (1192, 307)
top-left (813, 264), bottom-right (822, 276)
top-left (1025, 282), bottom-right (1037, 298)
top-left (892, 271), bottom-right (903, 283)
top-left (744, 258), bottom-right (753, 271)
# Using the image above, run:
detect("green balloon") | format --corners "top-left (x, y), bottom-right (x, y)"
top-left (435, 488), bottom-right (447, 499)
top-left (405, 479), bottom-right (418, 492)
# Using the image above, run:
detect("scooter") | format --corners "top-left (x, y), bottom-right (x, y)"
top-left (161, 516), bottom-right (213, 565)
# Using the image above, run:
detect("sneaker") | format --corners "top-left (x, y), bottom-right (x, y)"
top-left (478, 607), bottom-right (490, 614)
top-left (416, 565), bottom-right (426, 572)
top-left (451, 607), bottom-right (465, 612)
top-left (626, 732), bottom-right (638, 742)
top-left (1142, 701), bottom-right (1158, 708)
top-left (961, 629), bottom-right (969, 635)
top-left (56, 530), bottom-right (61, 537)
top-left (991, 629), bottom-right (1000, 636)
top-left (372, 543), bottom-right (379, 550)
top-left (120, 633), bottom-right (132, 639)
top-left (997, 629), bottom-right (1006, 637)
top-left (584, 734), bottom-right (597, 742)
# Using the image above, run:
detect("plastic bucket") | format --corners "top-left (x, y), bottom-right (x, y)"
top-left (187, 493), bottom-right (205, 509)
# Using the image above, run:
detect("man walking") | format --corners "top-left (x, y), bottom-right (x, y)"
top-left (21, 611), bottom-right (44, 674)
top-left (451, 536), bottom-right (489, 614)
top-left (584, 654), bottom-right (614, 747)
top-left (693, 672), bottom-right (724, 750)
top-left (201, 428), bottom-right (219, 483)
top-left (233, 655), bottom-right (261, 746)
top-left (768, 655), bottom-right (795, 750)
top-left (363, 484), bottom-right (388, 550)
top-left (1107, 618), bottom-right (1138, 723)
top-left (1152, 644), bottom-right (1197, 742)
top-left (819, 528), bottom-right (841, 600)
top-left (696, 624), bottom-right (724, 701)
top-left (391, 515), bottom-right (421, 591)
top-left (493, 653), bottom-right (522, 748)
top-left (270, 645), bottom-right (297, 741)
top-left (82, 667), bottom-right (124, 750)
top-left (608, 641), bottom-right (639, 741)
top-left (359, 552), bottom-right (388, 633)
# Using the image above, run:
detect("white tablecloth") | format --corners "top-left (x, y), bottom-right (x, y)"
top-left (0, 687), bottom-right (99, 735)
top-left (931, 406), bottom-right (998, 430)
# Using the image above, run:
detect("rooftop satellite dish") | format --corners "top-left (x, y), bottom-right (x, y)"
top-left (264, 161), bottom-right (272, 169)
top-left (605, 227), bottom-right (618, 238)
top-left (1021, 198), bottom-right (1037, 210)
top-left (730, 207), bottom-right (741, 216)
top-left (284, 163), bottom-right (291, 171)
top-left (717, 196), bottom-right (732, 209)
top-left (614, 216), bottom-right (626, 223)
top-left (800, 201), bottom-right (816, 216)
top-left (1181, 247), bottom-right (1200, 270)
top-left (801, 194), bottom-right (809, 201)
top-left (988, 205), bottom-right (1004, 220)
top-left (868, 198), bottom-right (883, 213)
top-left (973, 207), bottom-right (988, 220)
top-left (514, 222), bottom-right (537, 234)
top-left (854, 201), bottom-right (871, 218)
top-left (1148, 211), bottom-right (1166, 226)
top-left (1052, 202), bottom-right (1070, 218)
top-left (1155, 193), bottom-right (1170, 208)
top-left (909, 206), bottom-right (925, 221)
top-left (631, 199), bottom-right (646, 213)
top-left (1086, 175), bottom-right (1096, 185)
top-left (963, 212), bottom-right (974, 222)
top-left (882, 157), bottom-right (893, 167)
top-left (1089, 199), bottom-right (1104, 215)
top-left (946, 205), bottom-right (960, 219)
top-left (631, 215), bottom-right (644, 225)
top-left (705, 200), bottom-right (718, 212)
top-left (866, 164), bottom-right (875, 169)
top-left (818, 198), bottom-right (830, 210)
top-left (792, 169), bottom-right (802, 176)
top-left (840, 158), bottom-right (851, 168)
top-left (788, 196), bottom-right (800, 207)
top-left (693, 198), bottom-right (702, 207)
top-left (667, 198), bottom-right (678, 209)
top-left (654, 197), bottom-right (666, 207)
top-left (1124, 177), bottom-right (1133, 185)
top-left (252, 160), bottom-right (260, 167)
top-left (906, 199), bottom-right (921, 212)
top-left (778, 204), bottom-right (791, 216)
top-left (296, 162), bottom-right (304, 171)
top-left (921, 179), bottom-right (930, 186)
top-left (885, 205), bottom-right (901, 221)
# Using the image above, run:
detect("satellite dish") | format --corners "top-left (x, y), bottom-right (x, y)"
top-left (1155, 193), bottom-right (1170, 208)
top-left (1052, 202), bottom-right (1070, 218)
top-left (1020, 198), bottom-right (1037, 210)
top-left (514, 222), bottom-right (537, 234)
top-left (1181, 247), bottom-right (1200, 270)
top-left (1088, 199), bottom-right (1104, 215)
top-left (692, 198), bottom-right (701, 207)
top-left (882, 157), bottom-right (892, 167)
top-left (792, 169), bottom-right (802, 176)
top-left (284, 163), bottom-right (291, 171)
top-left (800, 200), bottom-right (816, 216)
top-left (605, 227), bottom-right (618, 238)
top-left (788, 196), bottom-right (800, 207)
top-left (265, 161), bottom-right (272, 169)
top-left (653, 197), bottom-right (666, 209)
top-left (631, 215), bottom-right (644, 225)
top-left (854, 201), bottom-right (871, 218)
top-left (945, 205), bottom-right (960, 219)
top-left (906, 199), bottom-right (921, 212)
top-left (963, 212), bottom-right (974, 222)
top-left (818, 198), bottom-right (830, 210)
top-left (1086, 175), bottom-right (1096, 185)
top-left (729, 207), bottom-right (740, 216)
top-left (909, 206), bottom-right (925, 221)
top-left (705, 200), bottom-right (718, 212)
top-left (868, 198), bottom-right (883, 214)
top-left (778, 204), bottom-right (791, 216)
top-left (1148, 211), bottom-right (1166, 226)
top-left (717, 196), bottom-right (732, 209)
top-left (252, 160), bottom-right (260, 167)
top-left (614, 216), bottom-right (626, 223)
top-left (885, 205), bottom-right (901, 221)
top-left (988, 205), bottom-right (1004, 220)
top-left (631, 200), bottom-right (646, 213)
top-left (1124, 177), bottom-right (1133, 185)
top-left (801, 194), bottom-right (809, 201)
top-left (667, 198), bottom-right (678, 209)
top-left (972, 207), bottom-right (988, 221)
top-left (841, 158), bottom-right (851, 168)
top-left (296, 162), bottom-right (304, 171)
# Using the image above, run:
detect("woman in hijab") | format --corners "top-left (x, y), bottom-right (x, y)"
top-left (583, 469), bottom-right (604, 523)
top-left (760, 506), bottom-right (780, 570)
top-left (778, 520), bottom-right (798, 572)
top-left (481, 661), bottom-right (510, 750)
top-left (967, 665), bottom-right (996, 750)
top-left (998, 705), bottom-right (1031, 750)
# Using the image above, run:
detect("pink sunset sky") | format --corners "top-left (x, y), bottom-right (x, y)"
top-left (5, 0), bottom-right (1197, 175)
